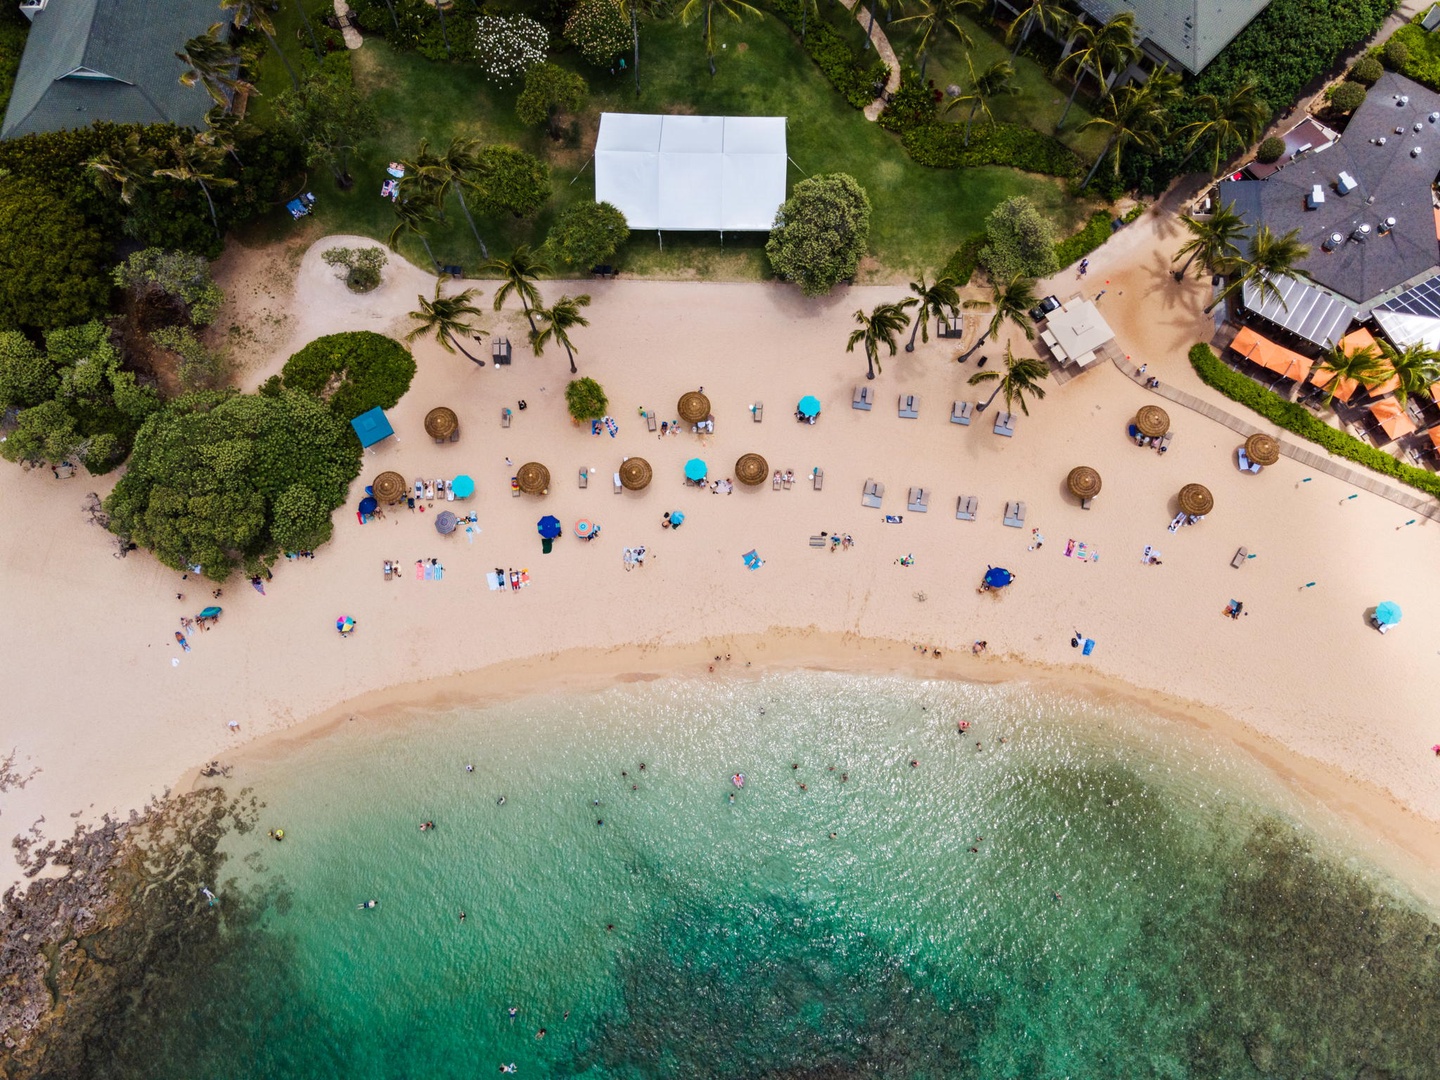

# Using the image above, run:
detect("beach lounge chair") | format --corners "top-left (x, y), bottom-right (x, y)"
top-left (812, 468), bottom-right (824, 491)
top-left (753, 402), bottom-right (763, 422)
top-left (501, 409), bottom-right (511, 428)
top-left (646, 412), bottom-right (657, 432)
top-left (907, 487), bottom-right (930, 513)
top-left (613, 472), bottom-right (623, 493)
top-left (898, 394), bottom-right (919, 419)
top-left (579, 468), bottom-right (588, 489)
top-left (1156, 432), bottom-right (1172, 453)
top-left (950, 401), bottom-right (973, 426)
top-left (1003, 501), bottom-right (1027, 528)
top-left (783, 472), bottom-right (793, 490)
top-left (809, 535), bottom-right (826, 547)
top-left (861, 479), bottom-right (884, 509)
top-left (1236, 448), bottom-right (1261, 473)
top-left (956, 495), bottom-right (977, 521)
top-left (994, 412), bottom-right (1015, 437)
top-left (853, 386), bottom-right (873, 411)
top-left (773, 471), bottom-right (783, 491)
top-left (1168, 512), bottom-right (1185, 532)
top-left (1232, 546), bottom-right (1248, 568)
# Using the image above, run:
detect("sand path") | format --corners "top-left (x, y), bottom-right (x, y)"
top-left (839, 0), bottom-right (903, 121)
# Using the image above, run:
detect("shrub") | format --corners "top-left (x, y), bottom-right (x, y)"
top-left (280, 331), bottom-right (417, 419)
top-left (1383, 35), bottom-right (1410, 69)
top-left (114, 249), bottom-right (224, 326)
top-left (766, 173), bottom-right (872, 297)
top-left (564, 0), bottom-right (629, 67)
top-left (877, 71), bottom-right (938, 134)
top-left (902, 121), bottom-right (1083, 177)
top-left (1328, 80), bottom-right (1367, 112)
top-left (940, 235), bottom-right (986, 287)
top-left (767, 0), bottom-right (887, 109)
top-left (1255, 135), bottom-right (1286, 164)
top-left (472, 14), bottom-right (549, 84)
top-left (1387, 23), bottom-right (1440, 91)
top-left (0, 179), bottom-right (109, 332)
top-left (1052, 210), bottom-right (1113, 269)
top-left (545, 201), bottom-right (629, 268)
top-left (0, 331), bottom-right (58, 409)
top-left (516, 63), bottom-right (587, 139)
top-left (1188, 343), bottom-right (1440, 500)
top-left (565, 376), bottom-right (609, 421)
top-left (1350, 55), bottom-right (1383, 85)
top-left (149, 326), bottom-right (229, 392)
top-left (980, 196), bottom-right (1059, 283)
top-left (471, 145), bottom-right (552, 218)
top-left (322, 246), bottom-right (388, 292)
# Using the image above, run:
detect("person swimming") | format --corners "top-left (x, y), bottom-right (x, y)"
top-left (358, 899), bottom-right (378, 909)
top-left (496, 796), bottom-right (506, 806)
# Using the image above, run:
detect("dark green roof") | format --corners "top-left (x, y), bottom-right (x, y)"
top-left (2, 0), bottom-right (220, 139)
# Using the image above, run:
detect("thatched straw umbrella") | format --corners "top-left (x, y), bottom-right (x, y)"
top-left (424, 406), bottom-right (459, 440)
top-left (1135, 405), bottom-right (1170, 438)
top-left (1067, 466), bottom-right (1101, 501)
top-left (678, 391), bottom-right (711, 424)
top-left (619, 457), bottom-right (652, 491)
top-left (517, 462), bottom-right (550, 495)
top-left (735, 453), bottom-right (769, 486)
top-left (1245, 433), bottom-right (1280, 466)
top-left (1178, 483), bottom-right (1214, 517)
top-left (372, 471), bottom-right (407, 504)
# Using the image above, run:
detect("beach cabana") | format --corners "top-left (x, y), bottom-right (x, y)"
top-left (735, 453), bottom-right (768, 486)
top-left (620, 457), bottom-right (652, 490)
top-left (1135, 405), bottom-right (1169, 438)
top-left (1067, 466), bottom-right (1101, 503)
top-left (1178, 483), bottom-right (1214, 517)
top-left (678, 392), bottom-right (710, 424)
top-left (372, 471), bottom-right (407, 504)
top-left (350, 407), bottom-right (395, 449)
top-left (425, 407), bottom-right (459, 442)
top-left (434, 510), bottom-right (458, 534)
top-left (684, 458), bottom-right (708, 483)
top-left (1230, 326), bottom-right (1313, 384)
top-left (1038, 298), bottom-right (1115, 367)
top-left (1244, 434), bottom-right (1280, 467)
top-left (517, 462), bottom-right (550, 495)
top-left (450, 475), bottom-right (475, 499)
top-left (1367, 398), bottom-right (1417, 442)
top-left (797, 395), bottom-right (821, 419)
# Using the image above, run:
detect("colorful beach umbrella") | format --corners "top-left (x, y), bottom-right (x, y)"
top-left (1375, 601), bottom-right (1403, 626)
top-left (685, 458), bottom-right (708, 482)
top-left (358, 496), bottom-right (378, 516)
top-left (336, 616), bottom-right (355, 634)
top-left (197, 606), bottom-right (222, 620)
top-left (798, 395), bottom-right (821, 418)
top-left (450, 474), bottom-right (475, 499)
top-left (983, 566), bottom-right (1013, 589)
top-left (575, 519), bottom-right (596, 538)
top-left (670, 510), bottom-right (685, 526)
top-left (537, 515), bottom-right (562, 539)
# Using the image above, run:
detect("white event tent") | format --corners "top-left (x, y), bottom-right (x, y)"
top-left (594, 113), bottom-right (788, 234)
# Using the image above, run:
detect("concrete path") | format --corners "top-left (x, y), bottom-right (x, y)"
top-left (839, 0), bottom-right (902, 121)
top-left (336, 0), bottom-right (363, 49)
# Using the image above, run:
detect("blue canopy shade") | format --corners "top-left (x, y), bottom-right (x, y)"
top-left (537, 515), bottom-right (562, 539)
top-left (798, 395), bottom-right (821, 417)
top-left (1376, 601), bottom-right (1403, 626)
top-left (983, 566), bottom-right (1013, 589)
top-left (350, 407), bottom-right (395, 448)
top-left (451, 474), bottom-right (475, 499)
top-left (685, 458), bottom-right (708, 481)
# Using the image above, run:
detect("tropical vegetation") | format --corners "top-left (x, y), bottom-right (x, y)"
top-left (969, 343), bottom-right (1049, 415)
top-left (766, 173), bottom-right (872, 297)
top-left (275, 332), bottom-right (417, 420)
top-left (565, 376), bottom-right (610, 421)
top-left (846, 300), bottom-right (912, 380)
top-left (532, 294), bottom-right (593, 374)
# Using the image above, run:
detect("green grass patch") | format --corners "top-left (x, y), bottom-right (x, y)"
top-left (1189, 343), bottom-right (1440, 499)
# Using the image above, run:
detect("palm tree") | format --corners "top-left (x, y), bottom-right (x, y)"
top-left (85, 133), bottom-right (158, 207)
top-left (176, 24), bottom-right (251, 112)
top-left (1205, 225), bottom-right (1311, 315)
top-left (904, 273), bottom-right (960, 351)
top-left (1056, 12), bottom-right (1141, 129)
top-left (152, 135), bottom-right (236, 235)
top-left (1376, 341), bottom-right (1440, 406)
top-left (969, 342), bottom-right (1049, 414)
top-left (403, 136), bottom-right (489, 259)
top-left (677, 0), bottom-right (763, 76)
top-left (486, 246), bottom-right (551, 335)
top-left (389, 198), bottom-right (441, 272)
top-left (846, 301), bottom-right (913, 380)
top-left (617, 0), bottom-right (667, 94)
top-left (221, 0), bottom-right (298, 91)
top-left (1007, 0), bottom-right (1069, 63)
top-left (1172, 200), bottom-right (1245, 282)
top-left (1314, 339), bottom-right (1390, 405)
top-left (961, 274), bottom-right (1036, 360)
top-left (1079, 67), bottom-right (1179, 189)
top-left (948, 55), bottom-right (1016, 147)
top-left (407, 283), bottom-right (489, 366)
top-left (895, 0), bottom-right (980, 81)
top-left (1179, 79), bottom-right (1269, 180)
top-left (531, 294), bottom-right (593, 374)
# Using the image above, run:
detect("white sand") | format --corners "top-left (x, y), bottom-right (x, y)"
top-left (3, 221), bottom-right (1439, 901)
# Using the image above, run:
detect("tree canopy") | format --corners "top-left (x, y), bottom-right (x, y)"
top-left (565, 376), bottom-right (609, 421)
top-left (274, 62), bottom-right (378, 187)
top-left (104, 389), bottom-right (361, 578)
top-left (564, 0), bottom-right (630, 66)
top-left (545, 201), bottom-right (629, 268)
top-left (516, 63), bottom-right (587, 139)
top-left (979, 195), bottom-right (1058, 284)
top-left (114, 248), bottom-right (225, 327)
top-left (278, 331), bottom-right (417, 419)
top-left (0, 178), bottom-right (110, 331)
top-left (765, 173), bottom-right (872, 297)
top-left (471, 145), bottom-right (552, 218)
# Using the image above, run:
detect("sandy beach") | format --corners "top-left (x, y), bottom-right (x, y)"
top-left (2, 216), bottom-right (1439, 902)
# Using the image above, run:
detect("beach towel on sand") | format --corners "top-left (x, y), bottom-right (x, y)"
top-left (487, 572), bottom-right (505, 591)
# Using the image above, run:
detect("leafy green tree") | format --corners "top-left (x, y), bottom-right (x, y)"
top-left (896, 0), bottom-right (980, 81)
top-left (103, 389), bottom-right (360, 578)
top-left (84, 131), bottom-right (159, 209)
top-left (565, 376), bottom-right (609, 421)
top-left (766, 173), bottom-right (872, 297)
top-left (486, 245), bottom-right (550, 334)
top-left (517, 64), bottom-right (588, 140)
top-left (407, 283), bottom-right (489, 365)
top-left (321, 246), bottom-right (389, 292)
top-left (150, 326), bottom-right (229, 392)
top-left (903, 273), bottom-right (960, 351)
top-left (565, 0), bottom-right (631, 65)
top-left (979, 196), bottom-right (1058, 284)
top-left (275, 68), bottom-right (378, 188)
top-left (221, 0), bottom-right (299, 91)
top-left (677, 0), bottom-right (762, 76)
top-left (388, 197), bottom-right (441, 271)
top-left (1314, 339), bottom-right (1389, 405)
top-left (962, 274), bottom-right (1036, 357)
top-left (280, 331), bottom-right (417, 417)
top-left (846, 300), bottom-right (912, 380)
top-left (1376, 341), bottom-right (1440, 406)
top-left (1206, 225), bottom-right (1311, 314)
top-left (0, 179), bottom-right (109, 332)
top-left (1328, 80), bottom-right (1366, 113)
top-left (1179, 78), bottom-right (1268, 178)
top-left (949, 55), bottom-right (1016, 147)
top-left (152, 134), bottom-right (236, 234)
top-left (1080, 68), bottom-right (1180, 190)
top-left (545, 201), bottom-right (629, 268)
top-left (470, 145), bottom-right (551, 219)
top-left (1057, 12), bottom-right (1141, 129)
top-left (969, 342), bottom-right (1049, 414)
top-left (271, 482), bottom-right (334, 553)
top-left (176, 23), bottom-right (251, 112)
top-left (401, 136), bottom-right (488, 257)
top-left (1172, 200), bottom-right (1245, 281)
top-left (114, 249), bottom-right (225, 326)
top-left (531, 294), bottom-right (592, 374)
top-left (0, 331), bottom-right (58, 408)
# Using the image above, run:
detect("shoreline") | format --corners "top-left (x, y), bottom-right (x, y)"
top-left (203, 631), bottom-right (1440, 914)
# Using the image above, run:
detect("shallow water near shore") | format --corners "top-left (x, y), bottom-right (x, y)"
top-left (100, 672), bottom-right (1440, 1079)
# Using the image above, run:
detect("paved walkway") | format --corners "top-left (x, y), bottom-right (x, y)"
top-left (839, 0), bottom-right (902, 121)
top-left (336, 0), bottom-right (363, 49)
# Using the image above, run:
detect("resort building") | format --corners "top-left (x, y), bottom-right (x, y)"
top-left (2, 0), bottom-right (222, 139)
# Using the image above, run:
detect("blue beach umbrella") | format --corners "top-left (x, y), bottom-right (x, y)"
top-left (983, 566), bottom-right (1013, 589)
top-left (358, 496), bottom-right (378, 515)
top-left (1375, 601), bottom-right (1403, 626)
top-left (798, 395), bottom-right (821, 418)
top-left (450, 474), bottom-right (475, 499)
top-left (685, 458), bottom-right (708, 482)
top-left (537, 515), bottom-right (562, 539)
top-left (670, 511), bottom-right (685, 526)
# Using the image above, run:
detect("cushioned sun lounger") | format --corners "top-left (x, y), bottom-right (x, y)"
top-left (1232, 546), bottom-right (1248, 568)
top-left (956, 495), bottom-right (977, 521)
top-left (812, 468), bottom-right (823, 491)
top-left (1003, 500), bottom-right (1026, 528)
top-left (951, 401), bottom-right (973, 425)
top-left (579, 469), bottom-right (588, 489)
top-left (647, 412), bottom-right (657, 432)
top-left (753, 402), bottom-right (763, 422)
top-left (994, 411), bottom-right (1015, 437)
top-left (898, 394), bottom-right (919, 419)
top-left (853, 386), bottom-right (873, 411)
top-left (810, 535), bottom-right (826, 547)
top-left (907, 487), bottom-right (929, 513)
top-left (861, 479), bottom-right (884, 509)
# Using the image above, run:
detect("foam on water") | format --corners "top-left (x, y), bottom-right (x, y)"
top-left (100, 672), bottom-right (1440, 1079)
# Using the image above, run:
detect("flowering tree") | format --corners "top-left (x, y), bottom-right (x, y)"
top-left (564, 0), bottom-right (630, 67)
top-left (472, 15), bottom-right (548, 84)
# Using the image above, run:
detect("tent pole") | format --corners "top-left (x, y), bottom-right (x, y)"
top-left (568, 156), bottom-right (595, 186)
top-left (658, 230), bottom-right (663, 251)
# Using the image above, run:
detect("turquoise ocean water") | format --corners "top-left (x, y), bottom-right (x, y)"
top-left (101, 672), bottom-right (1440, 1079)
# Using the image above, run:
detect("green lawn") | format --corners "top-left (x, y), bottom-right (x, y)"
top-left (247, 9), bottom-right (1096, 283)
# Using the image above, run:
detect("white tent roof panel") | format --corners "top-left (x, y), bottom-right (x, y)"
top-left (659, 153), bottom-right (723, 230)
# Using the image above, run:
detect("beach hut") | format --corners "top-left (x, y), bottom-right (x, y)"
top-left (434, 510), bottom-right (458, 534)
top-left (372, 471), bottom-right (407, 504)
top-left (450, 475), bottom-right (475, 499)
top-left (1135, 405), bottom-right (1169, 439)
top-left (735, 453), bottom-right (768, 486)
top-left (425, 407), bottom-right (459, 442)
top-left (1244, 433), bottom-right (1280, 467)
top-left (350, 407), bottom-right (395, 449)
top-left (678, 391), bottom-right (711, 424)
top-left (517, 462), bottom-right (551, 495)
top-left (620, 457), bottom-right (652, 491)
top-left (684, 458), bottom-right (708, 483)
top-left (1067, 466), bottom-right (1101, 503)
top-left (1178, 483), bottom-right (1214, 517)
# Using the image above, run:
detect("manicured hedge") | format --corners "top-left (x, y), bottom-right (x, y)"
top-left (902, 121), bottom-right (1083, 178)
top-left (280, 331), bottom-right (417, 421)
top-left (1387, 22), bottom-right (1440, 92)
top-left (1188, 343), bottom-right (1440, 499)
top-left (1052, 211), bottom-right (1112, 269)
top-left (941, 235), bottom-right (986, 287)
top-left (766, 0), bottom-right (887, 109)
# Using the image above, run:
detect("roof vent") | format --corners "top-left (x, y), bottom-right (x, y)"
top-left (1416, 122), bottom-right (1425, 132)
top-left (1414, 146), bottom-right (1424, 157)
top-left (1307, 185), bottom-right (1326, 209)
top-left (1378, 136), bottom-right (1388, 146)
top-left (1401, 95), bottom-right (1411, 106)
top-left (1323, 232), bottom-right (1344, 252)
top-left (1337, 171), bottom-right (1357, 195)
top-left (1431, 112), bottom-right (1439, 123)
top-left (1396, 126), bottom-right (1406, 134)
top-left (1379, 216), bottom-right (1397, 235)
top-left (1353, 223), bottom-right (1372, 242)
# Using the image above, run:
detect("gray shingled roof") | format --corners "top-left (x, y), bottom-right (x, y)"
top-left (1075, 0), bottom-right (1274, 75)
top-left (1218, 73), bottom-right (1440, 311)
top-left (2, 0), bottom-right (220, 139)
